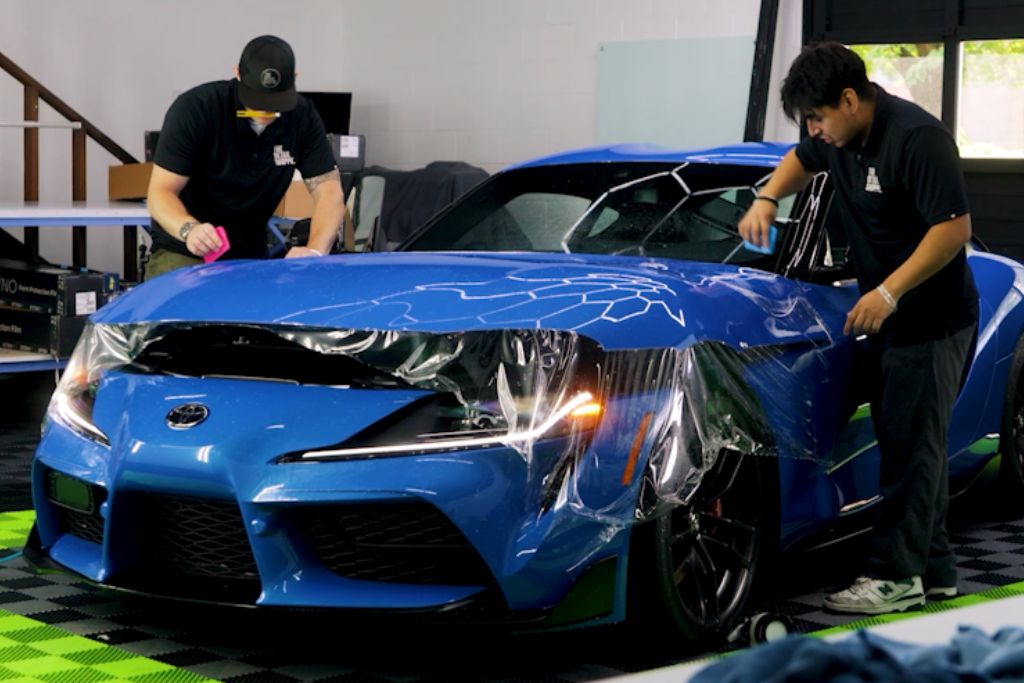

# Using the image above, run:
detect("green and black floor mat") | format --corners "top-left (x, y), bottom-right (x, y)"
top-left (4, 509), bottom-right (1024, 682)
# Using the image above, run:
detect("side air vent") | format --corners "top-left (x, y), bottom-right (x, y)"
top-left (44, 469), bottom-right (107, 545)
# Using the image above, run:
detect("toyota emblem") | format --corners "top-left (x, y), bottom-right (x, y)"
top-left (166, 403), bottom-right (209, 429)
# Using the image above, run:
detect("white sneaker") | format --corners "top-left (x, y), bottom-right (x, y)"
top-left (823, 576), bottom-right (925, 615)
top-left (926, 585), bottom-right (957, 599)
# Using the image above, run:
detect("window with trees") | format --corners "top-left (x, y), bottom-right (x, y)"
top-left (851, 40), bottom-right (1024, 158)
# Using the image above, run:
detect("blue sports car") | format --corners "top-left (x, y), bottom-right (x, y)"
top-left (27, 143), bottom-right (1024, 643)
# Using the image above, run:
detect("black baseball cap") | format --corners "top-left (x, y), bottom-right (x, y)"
top-left (238, 35), bottom-right (297, 112)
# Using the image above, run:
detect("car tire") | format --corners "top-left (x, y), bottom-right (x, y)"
top-left (627, 447), bottom-right (779, 648)
top-left (998, 334), bottom-right (1024, 508)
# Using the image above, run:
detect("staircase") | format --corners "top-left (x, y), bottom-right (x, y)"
top-left (0, 50), bottom-right (141, 281)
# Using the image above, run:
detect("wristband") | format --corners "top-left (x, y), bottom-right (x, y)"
top-left (307, 248), bottom-right (324, 256)
top-left (877, 284), bottom-right (898, 311)
top-left (754, 195), bottom-right (779, 207)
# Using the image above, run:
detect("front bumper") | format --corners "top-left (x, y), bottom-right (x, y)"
top-left (32, 424), bottom-right (630, 626)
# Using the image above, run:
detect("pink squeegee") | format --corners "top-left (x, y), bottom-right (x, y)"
top-left (204, 226), bottom-right (230, 263)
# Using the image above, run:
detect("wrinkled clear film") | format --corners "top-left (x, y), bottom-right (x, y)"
top-left (69, 320), bottom-right (832, 529)
top-left (48, 322), bottom-right (137, 445)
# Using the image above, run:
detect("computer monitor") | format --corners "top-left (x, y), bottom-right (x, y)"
top-left (301, 91), bottom-right (352, 135)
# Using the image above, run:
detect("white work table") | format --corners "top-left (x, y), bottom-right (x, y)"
top-left (0, 200), bottom-right (150, 282)
top-left (0, 202), bottom-right (149, 372)
top-left (0, 201), bottom-right (150, 226)
top-left (0, 348), bottom-right (66, 374)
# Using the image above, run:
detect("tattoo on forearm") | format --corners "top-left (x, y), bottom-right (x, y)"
top-left (304, 169), bottom-right (341, 194)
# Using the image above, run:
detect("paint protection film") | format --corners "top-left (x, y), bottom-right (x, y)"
top-left (61, 319), bottom-right (840, 529)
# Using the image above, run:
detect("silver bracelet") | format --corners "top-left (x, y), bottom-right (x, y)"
top-left (877, 284), bottom-right (898, 311)
top-left (307, 247), bottom-right (324, 256)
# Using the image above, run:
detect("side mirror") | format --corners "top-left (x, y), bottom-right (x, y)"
top-left (742, 224), bottom-right (779, 255)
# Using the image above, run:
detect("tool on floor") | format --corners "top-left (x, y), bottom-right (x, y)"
top-left (727, 611), bottom-right (794, 646)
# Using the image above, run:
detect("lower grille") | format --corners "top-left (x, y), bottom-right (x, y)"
top-left (299, 502), bottom-right (495, 586)
top-left (55, 508), bottom-right (105, 545)
top-left (135, 494), bottom-right (258, 580)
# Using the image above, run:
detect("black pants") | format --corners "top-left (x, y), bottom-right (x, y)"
top-left (864, 323), bottom-right (976, 585)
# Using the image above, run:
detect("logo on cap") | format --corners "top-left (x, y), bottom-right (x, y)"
top-left (260, 68), bottom-right (281, 89)
top-left (238, 35), bottom-right (297, 112)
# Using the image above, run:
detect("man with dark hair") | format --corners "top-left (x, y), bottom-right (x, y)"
top-left (739, 42), bottom-right (977, 615)
top-left (146, 35), bottom-right (344, 278)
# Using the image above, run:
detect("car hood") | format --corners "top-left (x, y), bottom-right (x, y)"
top-left (98, 252), bottom-right (828, 350)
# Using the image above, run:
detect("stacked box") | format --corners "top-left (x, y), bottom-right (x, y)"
top-left (0, 259), bottom-right (119, 315)
top-left (0, 309), bottom-right (88, 357)
top-left (0, 260), bottom-right (119, 357)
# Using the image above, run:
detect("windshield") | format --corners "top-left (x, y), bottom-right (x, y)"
top-left (403, 162), bottom-right (794, 265)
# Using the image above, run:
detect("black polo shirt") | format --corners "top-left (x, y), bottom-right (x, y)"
top-left (151, 79), bottom-right (337, 259)
top-left (795, 85), bottom-right (978, 346)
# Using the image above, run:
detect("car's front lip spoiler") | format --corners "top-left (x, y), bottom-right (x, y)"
top-left (20, 524), bottom-right (555, 627)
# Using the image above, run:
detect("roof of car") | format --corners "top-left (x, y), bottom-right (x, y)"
top-left (509, 142), bottom-right (795, 170)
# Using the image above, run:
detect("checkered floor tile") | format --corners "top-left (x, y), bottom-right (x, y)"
top-left (0, 512), bottom-right (33, 552)
top-left (0, 611), bottom-right (215, 682)
top-left (0, 553), bottom-right (640, 683)
top-left (4, 504), bottom-right (1024, 681)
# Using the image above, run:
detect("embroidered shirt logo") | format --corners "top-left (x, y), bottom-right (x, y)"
top-left (273, 145), bottom-right (296, 166)
top-left (865, 166), bottom-right (882, 193)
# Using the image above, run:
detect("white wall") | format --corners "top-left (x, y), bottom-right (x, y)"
top-left (0, 0), bottom-right (800, 276)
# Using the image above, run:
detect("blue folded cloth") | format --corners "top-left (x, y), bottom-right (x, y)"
top-left (742, 225), bottom-right (778, 255)
top-left (690, 625), bottom-right (1024, 682)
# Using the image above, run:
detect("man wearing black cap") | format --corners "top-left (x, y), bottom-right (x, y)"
top-left (145, 35), bottom-right (344, 278)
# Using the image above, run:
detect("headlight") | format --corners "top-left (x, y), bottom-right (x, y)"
top-left (268, 328), bottom-right (604, 462)
top-left (47, 322), bottom-right (131, 446)
top-left (282, 390), bottom-right (602, 462)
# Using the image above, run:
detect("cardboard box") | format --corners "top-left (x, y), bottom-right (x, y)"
top-left (110, 162), bottom-right (313, 218)
top-left (108, 162), bottom-right (154, 200)
top-left (0, 260), bottom-right (119, 316)
top-left (0, 306), bottom-right (88, 357)
top-left (274, 178), bottom-right (314, 218)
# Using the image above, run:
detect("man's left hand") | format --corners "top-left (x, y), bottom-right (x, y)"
top-left (284, 246), bottom-right (324, 259)
top-left (844, 289), bottom-right (896, 335)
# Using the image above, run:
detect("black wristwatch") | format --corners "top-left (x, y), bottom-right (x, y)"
top-left (178, 221), bottom-right (198, 241)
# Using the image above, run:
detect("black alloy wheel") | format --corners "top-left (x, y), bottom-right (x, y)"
top-left (629, 448), bottom-right (776, 647)
top-left (1011, 390), bottom-right (1024, 481)
top-left (999, 335), bottom-right (1024, 505)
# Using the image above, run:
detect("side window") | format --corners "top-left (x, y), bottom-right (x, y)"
top-left (719, 187), bottom-right (754, 208)
top-left (821, 197), bottom-right (851, 271)
top-left (777, 194), bottom-right (797, 220)
top-left (728, 187), bottom-right (796, 220)
top-left (778, 172), bottom-right (851, 282)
